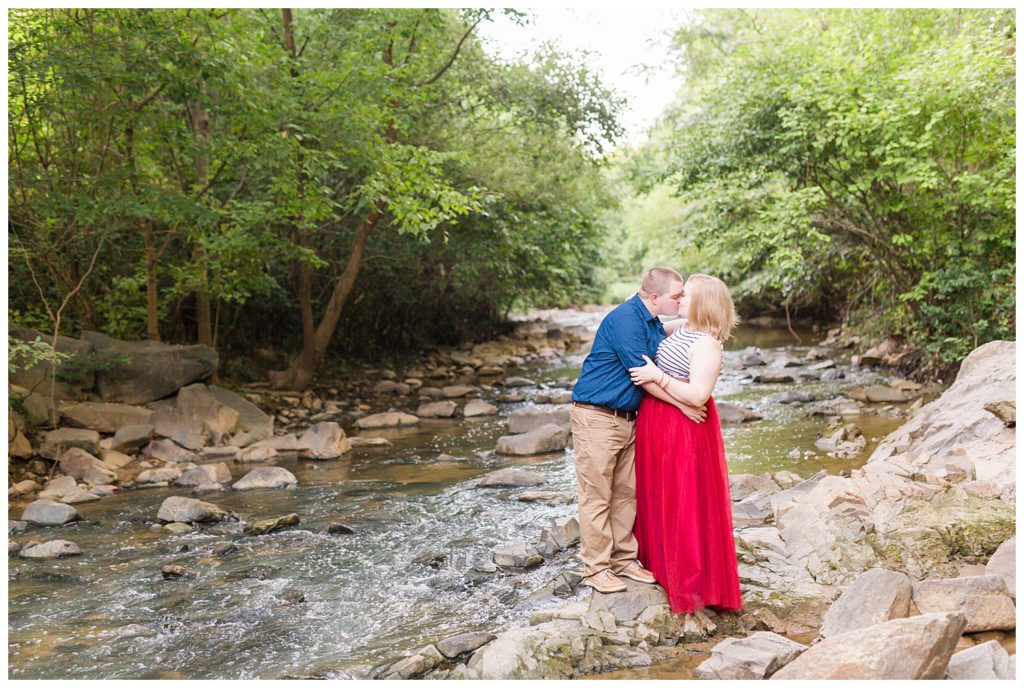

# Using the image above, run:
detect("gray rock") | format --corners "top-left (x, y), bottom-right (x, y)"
top-left (135, 466), bottom-right (182, 484)
top-left (436, 632), bottom-right (496, 659)
top-left (151, 406), bottom-right (208, 450)
top-left (983, 400), bottom-right (1015, 426)
top-left (912, 575), bottom-right (1016, 632)
top-left (589, 579), bottom-right (668, 622)
top-left (695, 631), bottom-right (807, 679)
top-left (162, 564), bottom-right (194, 580)
top-left (819, 568), bottom-right (912, 638)
top-left (463, 399), bottom-right (498, 417)
top-left (8, 521), bottom-right (28, 535)
top-left (235, 445), bottom-right (280, 463)
top-left (985, 537), bottom-right (1015, 599)
top-left (9, 540), bottom-right (22, 556)
top-left (297, 422), bottom-right (351, 459)
top-left (246, 513), bottom-right (300, 535)
top-left (477, 468), bottom-right (546, 488)
top-left (163, 522), bottom-right (193, 534)
top-left (61, 487), bottom-right (101, 504)
top-left (417, 400), bottom-right (459, 418)
top-left (503, 376), bottom-right (536, 387)
top-left (373, 380), bottom-right (410, 395)
top-left (347, 436), bottom-right (392, 447)
top-left (383, 645), bottom-right (444, 679)
top-left (442, 385), bottom-right (478, 398)
top-left (39, 428), bottom-right (100, 460)
top-left (101, 449), bottom-right (135, 468)
top-left (232, 466), bottom-right (298, 491)
top-left (206, 385), bottom-right (274, 446)
top-left (717, 403), bottom-right (763, 424)
top-left (515, 490), bottom-right (575, 505)
top-left (732, 493), bottom-right (773, 526)
top-left (59, 447), bottom-right (118, 485)
top-left (862, 385), bottom-right (914, 403)
top-left (741, 350), bottom-right (766, 366)
top-left (157, 496), bottom-right (227, 523)
top-left (492, 542), bottom-right (544, 570)
top-left (495, 424), bottom-right (569, 455)
top-left (729, 473), bottom-right (780, 501)
top-left (354, 412), bottom-right (419, 429)
top-left (508, 407), bottom-right (571, 434)
top-left (60, 402), bottom-right (153, 433)
top-left (20, 540), bottom-right (82, 560)
top-left (81, 330), bottom-right (218, 405)
top-left (142, 439), bottom-right (200, 464)
top-left (176, 463), bottom-right (231, 487)
top-left (770, 612), bottom-right (967, 680)
top-left (41, 475), bottom-right (78, 498)
top-left (753, 371), bottom-right (795, 383)
top-left (111, 424), bottom-right (155, 453)
top-left (538, 516), bottom-right (580, 554)
top-left (176, 383), bottom-right (240, 444)
top-left (945, 639), bottom-right (1015, 680)
top-left (21, 499), bottom-right (79, 526)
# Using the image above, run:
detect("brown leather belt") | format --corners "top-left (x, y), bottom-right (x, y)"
top-left (571, 401), bottom-right (637, 422)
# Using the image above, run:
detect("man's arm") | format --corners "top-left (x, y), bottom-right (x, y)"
top-left (641, 382), bottom-right (707, 423)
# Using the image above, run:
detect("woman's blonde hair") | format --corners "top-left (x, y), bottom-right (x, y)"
top-left (686, 274), bottom-right (740, 342)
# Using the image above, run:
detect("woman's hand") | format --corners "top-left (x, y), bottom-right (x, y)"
top-left (629, 355), bottom-right (663, 386)
top-left (677, 402), bottom-right (707, 424)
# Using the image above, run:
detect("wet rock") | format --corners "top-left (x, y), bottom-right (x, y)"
top-left (373, 380), bottom-right (410, 395)
top-left (20, 540), bottom-right (82, 560)
top-left (477, 468), bottom-right (546, 488)
top-left (151, 406), bottom-right (208, 450)
top-left (537, 516), bottom-right (580, 554)
top-left (348, 436), bottom-right (392, 447)
top-left (945, 639), bottom-right (1015, 679)
top-left (985, 537), bottom-right (1015, 599)
top-left (21, 499), bottom-right (80, 526)
top-left (741, 350), bottom-right (766, 366)
top-left (495, 424), bottom-right (569, 456)
top-left (807, 359), bottom-right (836, 371)
top-left (498, 393), bottom-right (525, 403)
top-left (442, 385), bottom-right (478, 398)
top-left (503, 376), bottom-right (536, 387)
top-left (279, 589), bottom-right (306, 605)
top-left (695, 631), bottom-right (807, 679)
top-left (157, 496), bottom-right (227, 523)
top-left (773, 612), bottom-right (967, 680)
top-left (58, 447), bottom-right (118, 485)
top-left (492, 542), bottom-right (544, 570)
top-left (61, 402), bottom-right (153, 433)
top-left (508, 407), bottom-right (571, 433)
top-left (9, 540), bottom-right (21, 556)
top-left (9, 521), bottom-right (28, 535)
top-left (235, 445), bottom-right (279, 463)
top-left (136, 466), bottom-right (183, 484)
top-left (328, 523), bottom-right (358, 535)
top-left (752, 371), bottom-right (795, 383)
top-left (983, 400), bottom-right (1015, 427)
top-left (143, 439), bottom-right (200, 464)
top-left (163, 523), bottom-right (194, 534)
top-left (516, 490), bottom-right (574, 505)
top-left (463, 399), bottom-right (498, 417)
top-left (297, 422), bottom-right (351, 459)
top-left (39, 428), bottom-right (100, 460)
top-left (437, 632), bottom-right (496, 659)
top-left (861, 385), bottom-right (913, 403)
top-left (246, 513), bottom-right (300, 535)
top-left (232, 466), bottom-right (298, 491)
top-left (717, 403), bottom-right (763, 423)
top-left (776, 391), bottom-right (820, 404)
top-left (819, 568), bottom-right (912, 638)
top-left (417, 400), bottom-right (458, 418)
top-left (383, 644), bottom-right (444, 679)
top-left (821, 369), bottom-right (845, 381)
top-left (61, 488), bottom-right (101, 504)
top-left (911, 575), bottom-right (1016, 632)
top-left (212, 542), bottom-right (239, 556)
top-left (354, 412), bottom-right (419, 430)
top-left (161, 564), bottom-right (195, 581)
top-left (418, 387), bottom-right (445, 399)
top-left (175, 463), bottom-right (232, 488)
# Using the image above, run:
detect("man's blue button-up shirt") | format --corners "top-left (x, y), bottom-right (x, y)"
top-left (571, 294), bottom-right (667, 412)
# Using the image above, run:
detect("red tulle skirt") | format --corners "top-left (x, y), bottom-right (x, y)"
top-left (634, 394), bottom-right (742, 614)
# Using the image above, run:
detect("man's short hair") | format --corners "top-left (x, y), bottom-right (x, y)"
top-left (639, 267), bottom-right (684, 297)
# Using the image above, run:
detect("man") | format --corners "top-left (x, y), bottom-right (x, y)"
top-left (570, 267), bottom-right (707, 593)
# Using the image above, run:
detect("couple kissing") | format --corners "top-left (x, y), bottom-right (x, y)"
top-left (570, 266), bottom-right (742, 614)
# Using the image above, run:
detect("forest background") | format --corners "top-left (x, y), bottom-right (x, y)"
top-left (7, 7), bottom-right (1016, 388)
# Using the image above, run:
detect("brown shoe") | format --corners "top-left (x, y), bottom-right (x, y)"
top-left (616, 560), bottom-right (656, 584)
top-left (581, 569), bottom-right (627, 594)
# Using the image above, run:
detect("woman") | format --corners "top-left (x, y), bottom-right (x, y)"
top-left (627, 274), bottom-right (742, 614)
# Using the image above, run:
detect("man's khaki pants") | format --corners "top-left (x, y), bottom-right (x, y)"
top-left (570, 405), bottom-right (638, 578)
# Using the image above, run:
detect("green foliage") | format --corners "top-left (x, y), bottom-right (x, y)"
top-left (7, 335), bottom-right (68, 374)
top-left (53, 350), bottom-right (129, 386)
top-left (638, 8), bottom-right (1015, 369)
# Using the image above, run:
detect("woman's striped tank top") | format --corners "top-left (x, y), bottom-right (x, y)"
top-left (655, 326), bottom-right (711, 379)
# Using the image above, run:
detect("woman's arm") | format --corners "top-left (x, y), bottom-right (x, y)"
top-left (630, 338), bottom-right (723, 406)
top-left (641, 382), bottom-right (708, 423)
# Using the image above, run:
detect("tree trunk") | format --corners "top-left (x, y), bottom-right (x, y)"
top-left (143, 222), bottom-right (161, 341)
top-left (191, 77), bottom-right (214, 347)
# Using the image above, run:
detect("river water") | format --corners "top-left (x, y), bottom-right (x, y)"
top-left (7, 310), bottom-right (916, 679)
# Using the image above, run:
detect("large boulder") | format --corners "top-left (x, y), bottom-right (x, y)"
top-left (868, 340), bottom-right (1015, 494)
top-left (695, 632), bottom-right (807, 679)
top-left (175, 383), bottom-right (240, 444)
top-left (150, 406), bottom-right (208, 450)
top-left (354, 412), bottom-right (419, 430)
top-left (297, 422), bottom-right (351, 459)
top-left (770, 612), bottom-right (967, 680)
top-left (911, 575), bottom-right (1016, 632)
top-left (156, 496), bottom-right (227, 523)
top-left (39, 428), bottom-right (100, 460)
top-left (232, 466), bottom-right (298, 491)
top-left (21, 499), bottom-right (80, 526)
top-left (508, 407), bottom-right (571, 434)
top-left (495, 424), bottom-right (569, 455)
top-left (206, 385), bottom-right (273, 446)
top-left (80, 330), bottom-right (218, 404)
top-left (8, 325), bottom-right (94, 397)
top-left (143, 439), bottom-right (199, 464)
top-left (819, 568), bottom-right (913, 638)
top-left (985, 537), bottom-right (1015, 599)
top-left (58, 448), bottom-right (118, 485)
top-left (60, 402), bottom-right (153, 433)
top-left (111, 424), bottom-right (155, 453)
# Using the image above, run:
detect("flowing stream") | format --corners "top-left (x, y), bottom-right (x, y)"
top-left (7, 310), bottom-right (917, 679)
